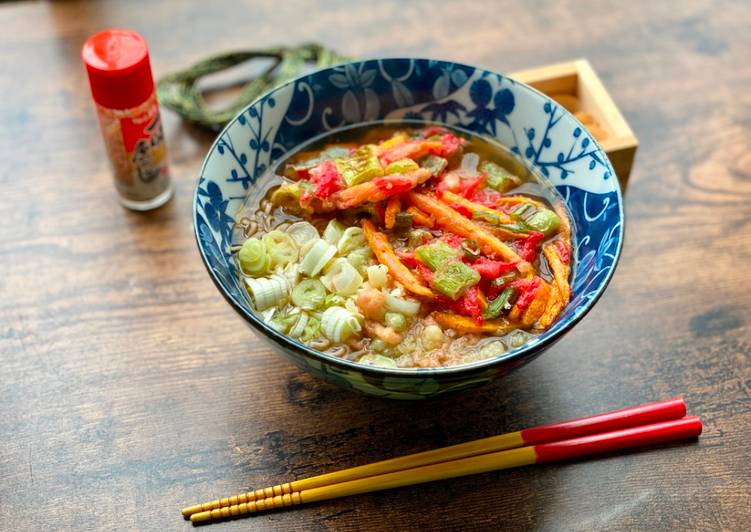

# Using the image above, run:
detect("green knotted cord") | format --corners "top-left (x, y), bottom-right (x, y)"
top-left (156, 43), bottom-right (351, 130)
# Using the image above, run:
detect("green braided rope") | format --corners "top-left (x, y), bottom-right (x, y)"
top-left (156, 43), bottom-right (351, 130)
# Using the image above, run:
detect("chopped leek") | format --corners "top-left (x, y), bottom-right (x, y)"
top-left (415, 241), bottom-right (462, 271)
top-left (524, 209), bottom-right (561, 236)
top-left (238, 238), bottom-right (270, 276)
top-left (385, 158), bottom-right (420, 175)
top-left (286, 221), bottom-right (320, 246)
top-left (430, 261), bottom-right (481, 300)
top-left (321, 306), bottom-right (362, 343)
top-left (335, 144), bottom-right (383, 186)
top-left (263, 230), bottom-right (299, 268)
top-left (323, 219), bottom-right (346, 245)
top-left (322, 258), bottom-right (363, 296)
top-left (367, 264), bottom-right (389, 289)
top-left (291, 279), bottom-right (326, 310)
top-left (244, 275), bottom-right (289, 311)
top-left (479, 161), bottom-right (521, 192)
top-left (337, 227), bottom-right (366, 255)
top-left (299, 239), bottom-right (337, 277)
top-left (358, 354), bottom-right (398, 369)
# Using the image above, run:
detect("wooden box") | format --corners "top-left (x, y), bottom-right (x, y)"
top-left (510, 59), bottom-right (638, 190)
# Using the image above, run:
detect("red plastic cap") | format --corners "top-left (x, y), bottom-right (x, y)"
top-left (82, 28), bottom-right (155, 110)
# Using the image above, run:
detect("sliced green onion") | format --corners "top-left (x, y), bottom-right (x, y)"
top-left (299, 239), bottom-right (337, 277)
top-left (238, 238), bottom-right (271, 277)
top-left (323, 219), bottom-right (346, 245)
top-left (244, 275), bottom-right (289, 311)
top-left (337, 227), bottom-right (366, 255)
top-left (482, 286), bottom-right (517, 319)
top-left (291, 279), bottom-right (327, 310)
top-left (263, 230), bottom-right (299, 268)
top-left (322, 258), bottom-right (363, 296)
top-left (321, 306), bottom-right (362, 343)
top-left (346, 247), bottom-right (373, 275)
top-left (367, 264), bottom-right (389, 289)
top-left (286, 221), bottom-right (320, 246)
top-left (461, 239), bottom-right (481, 260)
top-left (288, 311), bottom-right (310, 338)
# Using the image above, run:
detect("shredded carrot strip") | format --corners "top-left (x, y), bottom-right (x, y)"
top-left (441, 191), bottom-right (516, 225)
top-left (361, 219), bottom-right (434, 298)
top-left (432, 312), bottom-right (518, 335)
top-left (440, 191), bottom-right (526, 239)
top-left (384, 196), bottom-right (400, 230)
top-left (332, 169), bottom-right (431, 209)
top-left (543, 242), bottom-right (571, 304)
top-left (538, 283), bottom-right (563, 328)
top-left (406, 192), bottom-right (532, 273)
top-left (406, 206), bottom-right (435, 228)
top-left (520, 279), bottom-right (551, 327)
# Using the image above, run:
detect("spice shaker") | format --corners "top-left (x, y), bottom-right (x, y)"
top-left (82, 29), bottom-right (173, 210)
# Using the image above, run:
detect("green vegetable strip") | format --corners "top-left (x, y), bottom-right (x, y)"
top-left (385, 158), bottom-right (420, 175)
top-left (482, 286), bottom-right (517, 319)
top-left (479, 161), bottom-right (520, 192)
top-left (421, 155), bottom-right (448, 177)
top-left (524, 209), bottom-right (561, 236)
top-left (335, 145), bottom-right (383, 186)
top-left (430, 261), bottom-right (481, 300)
top-left (415, 241), bottom-right (462, 271)
top-left (291, 279), bottom-right (326, 310)
top-left (472, 211), bottom-right (529, 234)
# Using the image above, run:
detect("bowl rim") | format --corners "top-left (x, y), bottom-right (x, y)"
top-left (193, 56), bottom-right (625, 378)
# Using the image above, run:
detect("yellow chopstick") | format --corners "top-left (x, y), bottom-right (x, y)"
top-left (182, 398), bottom-right (686, 518)
top-left (190, 416), bottom-right (701, 523)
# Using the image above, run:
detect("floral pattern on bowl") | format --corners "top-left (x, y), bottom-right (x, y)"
top-left (194, 58), bottom-right (624, 399)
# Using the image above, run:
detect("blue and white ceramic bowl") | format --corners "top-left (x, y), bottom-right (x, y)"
top-left (194, 58), bottom-right (623, 399)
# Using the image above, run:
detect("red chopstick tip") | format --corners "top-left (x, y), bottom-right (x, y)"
top-left (534, 416), bottom-right (702, 464)
top-left (521, 398), bottom-right (688, 445)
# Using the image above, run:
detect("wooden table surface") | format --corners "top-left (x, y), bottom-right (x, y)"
top-left (2, 1), bottom-right (750, 530)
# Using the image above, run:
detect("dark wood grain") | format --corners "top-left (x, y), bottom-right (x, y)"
top-left (1, 0), bottom-right (749, 530)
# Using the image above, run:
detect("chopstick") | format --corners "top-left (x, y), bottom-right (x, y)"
top-left (182, 398), bottom-right (686, 518)
top-left (190, 416), bottom-right (702, 523)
